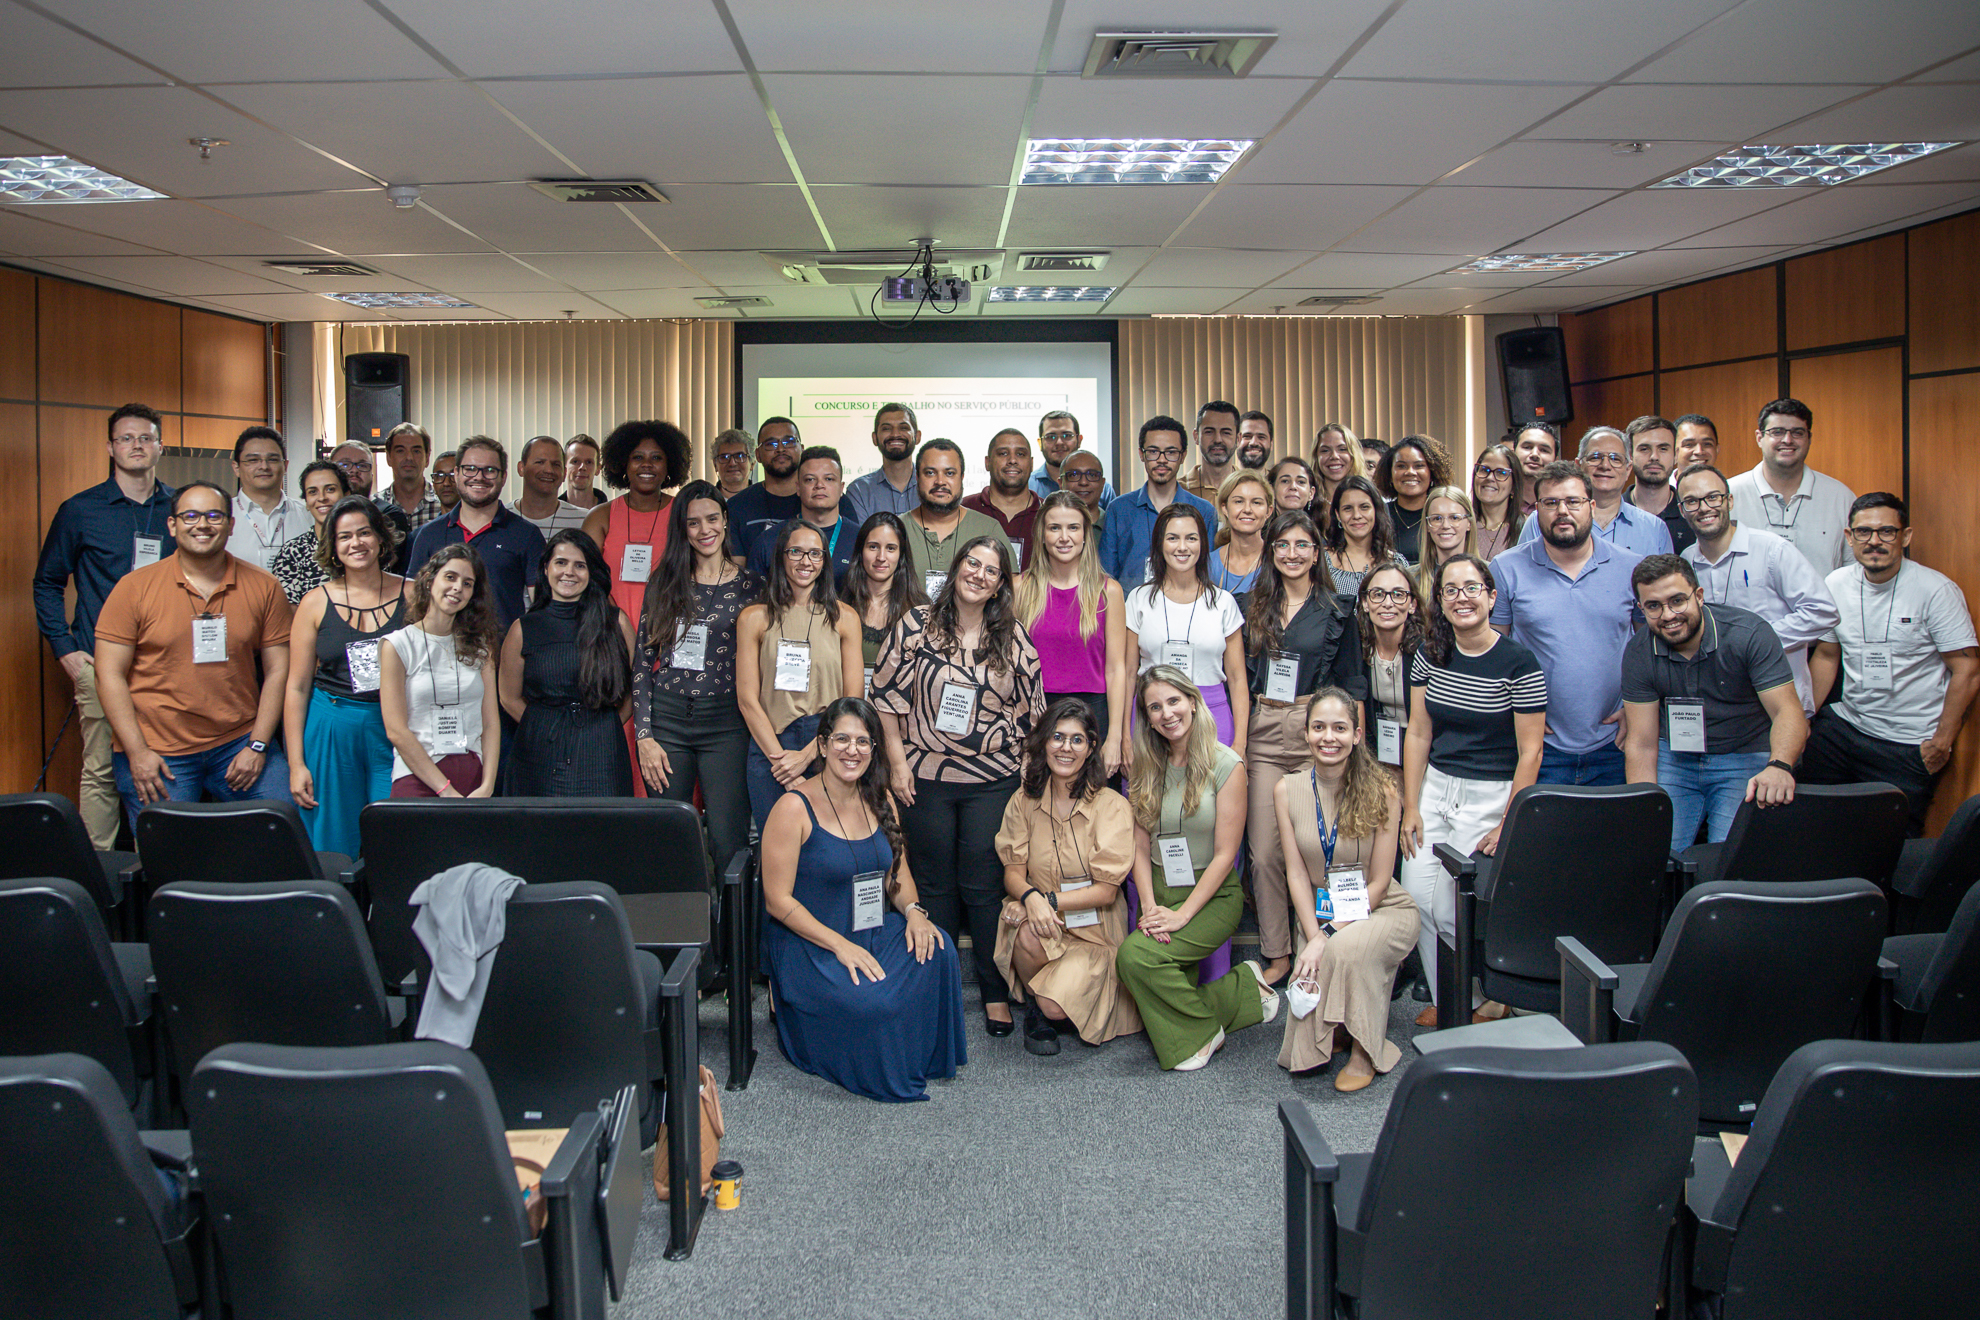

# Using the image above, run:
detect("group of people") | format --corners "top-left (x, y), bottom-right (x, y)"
top-left (34, 395), bottom-right (1977, 1104)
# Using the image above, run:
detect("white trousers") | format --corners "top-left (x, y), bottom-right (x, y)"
top-left (1396, 765), bottom-right (1512, 1010)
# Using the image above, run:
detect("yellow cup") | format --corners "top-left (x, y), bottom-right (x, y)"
top-left (713, 1178), bottom-right (739, 1211)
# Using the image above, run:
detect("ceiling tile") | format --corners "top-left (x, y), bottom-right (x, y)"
top-left (215, 191), bottom-right (496, 254)
top-left (507, 252), bottom-right (709, 290)
top-left (1266, 252), bottom-right (1472, 286)
top-left (1516, 186), bottom-right (1804, 251)
top-left (12, 198), bottom-right (295, 254)
top-left (1132, 247), bottom-right (1320, 287)
top-left (665, 250), bottom-right (799, 285)
top-left (480, 75), bottom-right (791, 185)
top-left (1335, 186), bottom-right (1619, 254)
top-left (766, 74), bottom-right (1029, 186)
top-left (1102, 288), bottom-right (1245, 315)
top-left (1761, 83), bottom-right (1980, 144)
top-left (382, 0), bottom-right (742, 76)
top-left (32, 254), bottom-right (307, 295)
top-left (179, 291), bottom-right (382, 321)
top-left (1679, 181), bottom-right (1980, 247)
top-left (1243, 81), bottom-right (1594, 186)
top-left (36, 0), bottom-right (450, 82)
top-left (1047, 0), bottom-right (1397, 77)
top-left (807, 185), bottom-right (1007, 250)
top-left (364, 253), bottom-right (567, 292)
top-left (1030, 73), bottom-right (1313, 141)
top-left (622, 183), bottom-right (826, 251)
top-left (1004, 183), bottom-right (1212, 247)
top-left (1625, 0), bottom-right (1980, 84)
top-left (1343, 288), bottom-right (1477, 314)
top-left (734, 0), bottom-right (1048, 74)
top-left (682, 285), bottom-right (866, 317)
top-left (1458, 140), bottom-right (1734, 189)
top-left (0, 7), bottom-right (162, 87)
top-left (1178, 183), bottom-right (1417, 248)
top-left (1914, 49), bottom-right (1980, 80)
top-left (0, 209), bottom-right (162, 255)
top-left (1341, 0), bottom-right (1741, 81)
top-left (1532, 83), bottom-right (1870, 145)
top-left (578, 287), bottom-right (719, 318)
top-left (1468, 286), bottom-right (1640, 313)
top-left (449, 290), bottom-right (624, 319)
top-left (411, 182), bottom-right (655, 251)
top-left (1539, 246), bottom-right (1791, 286)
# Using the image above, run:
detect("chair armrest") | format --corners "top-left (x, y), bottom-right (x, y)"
top-left (1279, 1100), bottom-right (1338, 1320)
top-left (721, 847), bottom-right (752, 890)
top-left (657, 946), bottom-right (706, 1260)
top-left (140, 1128), bottom-right (194, 1171)
top-left (1432, 842), bottom-right (1477, 886)
top-left (339, 856), bottom-right (365, 891)
top-left (1556, 936), bottom-right (1618, 1045)
top-left (538, 1111), bottom-right (608, 1320)
top-left (1877, 955), bottom-right (1898, 981)
top-left (659, 946), bottom-right (700, 999)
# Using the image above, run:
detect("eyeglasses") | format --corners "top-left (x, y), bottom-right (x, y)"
top-left (1473, 464), bottom-right (1512, 481)
top-left (237, 454), bottom-right (282, 467)
top-left (1063, 468), bottom-right (1103, 482)
top-left (959, 557), bottom-right (1003, 581)
top-left (1047, 731), bottom-right (1089, 748)
top-left (1427, 513), bottom-right (1471, 526)
top-left (1141, 447), bottom-right (1184, 463)
top-left (784, 547), bottom-right (825, 563)
top-left (456, 463), bottom-right (501, 479)
top-left (1271, 539), bottom-right (1317, 554)
top-left (760, 438), bottom-right (800, 452)
top-left (1639, 593), bottom-right (1696, 618)
top-left (827, 733), bottom-right (874, 751)
top-left (1677, 492), bottom-right (1729, 512)
top-left (1761, 426), bottom-right (1811, 442)
top-left (1537, 496), bottom-right (1590, 512)
top-left (714, 451), bottom-right (748, 464)
top-left (174, 509), bottom-right (228, 525)
top-left (333, 459), bottom-right (372, 474)
top-left (1440, 582), bottom-right (1490, 601)
top-left (1041, 431), bottom-right (1078, 443)
top-left (1846, 526), bottom-right (1903, 544)
top-left (1364, 587), bottom-right (1414, 604)
top-left (1583, 452), bottom-right (1628, 467)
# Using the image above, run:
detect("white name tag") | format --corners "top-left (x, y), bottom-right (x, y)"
top-left (924, 571), bottom-right (947, 599)
top-left (1161, 640), bottom-right (1194, 679)
top-left (345, 639), bottom-right (382, 693)
top-left (1377, 718), bottom-right (1403, 765)
top-left (773, 639), bottom-right (811, 693)
top-left (851, 871), bottom-right (886, 932)
top-left (1325, 868), bottom-right (1371, 924)
top-left (1667, 699), bottom-right (1707, 753)
top-left (1861, 644), bottom-right (1894, 691)
top-left (1010, 538), bottom-right (1024, 568)
top-left (863, 665), bottom-right (875, 698)
top-left (432, 706), bottom-right (466, 749)
top-left (1265, 650), bottom-right (1298, 703)
top-left (191, 615), bottom-right (227, 664)
top-left (1060, 877), bottom-right (1100, 929)
top-left (934, 682), bottom-right (977, 735)
top-left (671, 623), bottom-right (708, 672)
top-left (1157, 834), bottom-right (1195, 891)
top-left (133, 536), bottom-right (162, 568)
top-left (619, 543), bottom-right (653, 584)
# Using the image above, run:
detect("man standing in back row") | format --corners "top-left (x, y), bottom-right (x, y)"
top-left (845, 403), bottom-right (921, 527)
top-left (1624, 414), bottom-right (1693, 555)
top-left (1029, 409), bottom-right (1115, 508)
top-left (961, 429), bottom-right (1041, 569)
top-left (728, 417), bottom-right (805, 562)
top-left (900, 439), bottom-right (1014, 596)
top-left (1727, 398), bottom-right (1854, 575)
top-left (406, 436), bottom-right (545, 629)
top-left (1099, 415), bottom-right (1218, 588)
top-left (1181, 401), bottom-right (1241, 504)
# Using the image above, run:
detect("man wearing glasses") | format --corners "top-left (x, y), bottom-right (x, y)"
top-left (1098, 415), bottom-right (1218, 588)
top-left (329, 440), bottom-right (414, 572)
top-left (707, 429), bottom-right (752, 499)
top-left (92, 481), bottom-right (294, 827)
top-left (729, 416), bottom-right (806, 562)
top-left (225, 426), bottom-right (308, 572)
top-left (405, 436), bottom-right (546, 628)
top-left (1623, 414), bottom-right (1693, 554)
top-left (1676, 464), bottom-right (1837, 717)
top-left (845, 403), bottom-right (922, 526)
top-left (1516, 425), bottom-right (1671, 557)
top-left (1804, 493), bottom-right (1979, 836)
top-left (1028, 409), bottom-right (1115, 508)
top-left (1060, 451), bottom-right (1109, 527)
top-left (1491, 459), bottom-right (1644, 786)
top-left (34, 402), bottom-right (178, 849)
top-left (1727, 398), bottom-right (1856, 575)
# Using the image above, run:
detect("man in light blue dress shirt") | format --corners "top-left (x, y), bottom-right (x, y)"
top-left (844, 402), bottom-right (921, 528)
top-left (1516, 425), bottom-right (1672, 558)
top-left (1098, 415), bottom-right (1217, 588)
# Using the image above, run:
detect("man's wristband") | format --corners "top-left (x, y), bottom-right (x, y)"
top-left (1765, 759), bottom-right (1795, 777)
top-left (247, 739), bottom-right (269, 755)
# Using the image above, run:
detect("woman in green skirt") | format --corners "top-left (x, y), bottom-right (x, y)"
top-left (1117, 664), bottom-right (1280, 1070)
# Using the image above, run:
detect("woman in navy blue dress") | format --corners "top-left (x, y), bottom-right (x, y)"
top-left (761, 696), bottom-right (966, 1102)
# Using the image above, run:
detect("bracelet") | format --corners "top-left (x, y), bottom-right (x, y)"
top-left (1765, 759), bottom-right (1796, 777)
top-left (906, 902), bottom-right (929, 918)
top-left (1022, 889), bottom-right (1046, 910)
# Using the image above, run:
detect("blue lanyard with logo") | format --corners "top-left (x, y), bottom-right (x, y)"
top-left (1310, 769), bottom-right (1340, 869)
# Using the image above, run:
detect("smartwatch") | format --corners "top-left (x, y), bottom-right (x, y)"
top-left (247, 739), bottom-right (269, 755)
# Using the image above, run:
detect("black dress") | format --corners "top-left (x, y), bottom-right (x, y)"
top-left (510, 599), bottom-right (634, 797)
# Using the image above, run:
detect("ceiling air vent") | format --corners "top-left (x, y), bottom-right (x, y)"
top-left (1016, 251), bottom-right (1111, 273)
top-left (695, 295), bottom-right (771, 309)
top-left (529, 179), bottom-right (670, 204)
top-left (1297, 294), bottom-right (1380, 307)
top-left (263, 260), bottom-right (376, 277)
top-left (1083, 30), bottom-right (1277, 79)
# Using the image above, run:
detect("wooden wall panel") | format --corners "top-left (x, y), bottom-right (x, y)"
top-left (1786, 233), bottom-right (1905, 351)
top-left (0, 268), bottom-right (34, 402)
top-left (183, 414), bottom-right (250, 451)
top-left (183, 309), bottom-right (266, 419)
top-left (1653, 357), bottom-right (1780, 462)
top-left (0, 403), bottom-right (40, 790)
top-left (37, 279), bottom-right (181, 411)
top-left (1788, 347), bottom-right (1905, 501)
top-left (1909, 210), bottom-right (1980, 375)
top-left (1560, 296), bottom-right (1652, 382)
top-left (1658, 266), bottom-right (1778, 370)
top-left (1909, 372), bottom-right (1980, 834)
top-left (1568, 374), bottom-right (1654, 445)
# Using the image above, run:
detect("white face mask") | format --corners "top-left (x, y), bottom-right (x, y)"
top-left (1286, 978), bottom-right (1323, 1020)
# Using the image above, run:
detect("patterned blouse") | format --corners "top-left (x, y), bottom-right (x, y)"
top-left (632, 568), bottom-right (762, 731)
top-left (871, 606), bottom-right (1045, 785)
top-left (270, 529), bottom-right (328, 605)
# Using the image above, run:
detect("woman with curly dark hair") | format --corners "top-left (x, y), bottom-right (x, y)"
top-left (499, 529), bottom-right (637, 797)
top-left (1373, 433), bottom-right (1453, 565)
top-left (760, 695), bottom-right (964, 1102)
top-left (381, 544), bottom-right (502, 797)
top-left (873, 534), bottom-right (1045, 1035)
top-left (580, 418), bottom-right (691, 626)
top-left (993, 698), bottom-right (1141, 1055)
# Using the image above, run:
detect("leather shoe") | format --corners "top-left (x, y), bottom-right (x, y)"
top-left (1334, 1067), bottom-right (1375, 1094)
top-left (1413, 1004), bottom-right (1438, 1029)
top-left (984, 1003), bottom-right (1015, 1037)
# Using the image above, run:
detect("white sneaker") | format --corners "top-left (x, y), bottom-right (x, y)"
top-left (1174, 1027), bottom-right (1225, 1071)
top-left (1246, 960), bottom-right (1282, 1024)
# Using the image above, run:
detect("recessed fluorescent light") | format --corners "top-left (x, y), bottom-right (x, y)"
top-left (987, 286), bottom-right (1115, 302)
top-left (1022, 139), bottom-right (1252, 186)
top-left (1653, 142), bottom-right (1961, 187)
top-left (0, 156), bottom-right (165, 202)
top-left (326, 292), bottom-right (477, 310)
top-left (1453, 252), bottom-right (1637, 273)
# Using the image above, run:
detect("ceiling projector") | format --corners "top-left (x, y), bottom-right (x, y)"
top-left (883, 275), bottom-right (970, 304)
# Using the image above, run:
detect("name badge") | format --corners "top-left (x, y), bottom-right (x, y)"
top-left (1060, 877), bottom-right (1100, 929)
top-left (1376, 718), bottom-right (1403, 765)
top-left (851, 870), bottom-right (886, 932)
top-left (619, 543), bottom-right (653, 584)
top-left (1161, 640), bottom-right (1194, 679)
top-left (1010, 538), bottom-right (1024, 568)
top-left (773, 639), bottom-right (811, 693)
top-left (1667, 699), bottom-right (1707, 753)
top-left (1861, 644), bottom-right (1894, 691)
top-left (133, 536), bottom-right (162, 568)
top-left (863, 664), bottom-right (875, 699)
top-left (1156, 834), bottom-right (1195, 891)
top-left (344, 639), bottom-right (382, 694)
top-left (1265, 650), bottom-right (1298, 703)
top-left (924, 571), bottom-right (947, 598)
top-left (1326, 868), bottom-right (1371, 923)
top-left (934, 682), bottom-right (978, 735)
top-left (191, 614), bottom-right (227, 664)
top-left (671, 623), bottom-right (708, 672)
top-left (432, 706), bottom-right (466, 749)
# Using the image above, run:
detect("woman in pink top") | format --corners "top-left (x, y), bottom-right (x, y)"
top-left (1013, 492), bottom-right (1128, 777)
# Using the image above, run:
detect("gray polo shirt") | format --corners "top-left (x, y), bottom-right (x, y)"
top-left (1620, 604), bottom-right (1795, 755)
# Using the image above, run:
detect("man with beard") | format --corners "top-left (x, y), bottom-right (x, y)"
top-left (900, 439), bottom-right (1013, 597)
top-left (330, 440), bottom-right (414, 572)
top-left (1621, 555), bottom-right (1804, 848)
top-left (1510, 422), bottom-right (1559, 517)
top-left (1181, 400), bottom-right (1241, 503)
top-left (1029, 409), bottom-right (1115, 507)
top-left (1237, 410), bottom-right (1274, 470)
top-left (845, 402), bottom-right (921, 526)
top-left (405, 436), bottom-right (545, 628)
top-left (1491, 459), bottom-right (1644, 786)
top-left (1515, 426), bottom-right (1670, 557)
top-left (961, 428), bottom-right (1042, 569)
top-left (1099, 415), bottom-right (1218, 588)
top-left (1624, 414), bottom-right (1693, 554)
top-left (746, 445), bottom-right (861, 584)
top-left (727, 416), bottom-right (805, 562)
top-left (1727, 398), bottom-right (1855, 576)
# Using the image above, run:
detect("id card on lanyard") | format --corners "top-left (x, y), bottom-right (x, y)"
top-left (935, 682), bottom-right (978, 735)
top-left (192, 614), bottom-right (227, 664)
top-left (1265, 650), bottom-right (1298, 703)
top-left (671, 623), bottom-right (708, 672)
top-left (1667, 699), bottom-right (1706, 753)
top-left (774, 638), bottom-right (811, 692)
top-left (1376, 718), bottom-right (1403, 765)
top-left (1156, 834), bottom-right (1195, 891)
top-left (619, 543), bottom-right (653, 584)
top-left (1059, 878), bottom-right (1100, 929)
top-left (851, 872), bottom-right (886, 932)
top-left (133, 536), bottom-right (162, 568)
top-left (345, 639), bottom-right (382, 694)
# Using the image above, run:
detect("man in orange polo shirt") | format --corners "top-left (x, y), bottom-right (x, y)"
top-left (94, 480), bottom-right (295, 828)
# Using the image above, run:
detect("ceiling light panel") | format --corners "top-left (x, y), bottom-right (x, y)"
top-left (1453, 252), bottom-right (1637, 273)
top-left (1653, 143), bottom-right (1961, 187)
top-left (326, 292), bottom-right (477, 310)
top-left (1022, 139), bottom-right (1253, 186)
top-left (0, 156), bottom-right (164, 202)
top-left (987, 286), bottom-right (1115, 302)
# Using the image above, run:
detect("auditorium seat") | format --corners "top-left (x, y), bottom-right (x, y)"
top-left (1889, 792), bottom-right (1980, 935)
top-left (0, 792), bottom-right (142, 937)
top-left (1681, 782), bottom-right (1906, 900)
top-left (134, 800), bottom-right (354, 897)
top-left (1881, 876), bottom-right (1980, 1042)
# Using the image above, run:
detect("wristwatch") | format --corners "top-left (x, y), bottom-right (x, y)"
top-left (906, 902), bottom-right (929, 918)
top-left (1765, 759), bottom-right (1795, 776)
top-left (247, 739), bottom-right (269, 754)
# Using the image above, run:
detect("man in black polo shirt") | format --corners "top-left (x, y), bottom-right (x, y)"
top-left (405, 435), bottom-right (545, 628)
top-left (1620, 554), bottom-right (1806, 849)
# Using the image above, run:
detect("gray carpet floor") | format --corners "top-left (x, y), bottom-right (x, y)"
top-left (608, 978), bottom-right (1437, 1320)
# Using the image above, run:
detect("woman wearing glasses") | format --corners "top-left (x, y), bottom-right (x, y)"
top-left (1241, 510), bottom-right (1366, 988)
top-left (1469, 442), bottom-right (1523, 560)
top-left (269, 460), bottom-right (350, 605)
top-left (873, 536), bottom-right (1045, 1036)
top-left (1413, 485), bottom-right (1480, 603)
top-left (1013, 493), bottom-right (1128, 773)
top-left (1395, 555), bottom-right (1546, 1028)
top-left (1357, 565), bottom-right (1427, 773)
top-left (1374, 434), bottom-right (1452, 565)
top-left (1324, 475), bottom-right (1407, 603)
top-left (738, 520), bottom-right (865, 831)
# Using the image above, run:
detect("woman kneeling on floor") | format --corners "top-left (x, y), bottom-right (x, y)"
top-left (995, 698), bottom-right (1142, 1056)
top-left (1274, 687), bottom-right (1417, 1092)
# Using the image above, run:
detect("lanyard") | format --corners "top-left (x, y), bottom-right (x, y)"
top-left (421, 627), bottom-right (463, 710)
top-left (1310, 769), bottom-right (1340, 869)
top-left (1039, 790), bottom-right (1090, 881)
top-left (1160, 585), bottom-right (1199, 657)
top-left (824, 786), bottom-right (884, 875)
top-left (128, 493), bottom-right (161, 542)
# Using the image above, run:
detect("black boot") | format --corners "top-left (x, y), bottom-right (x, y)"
top-left (1023, 1002), bottom-right (1061, 1056)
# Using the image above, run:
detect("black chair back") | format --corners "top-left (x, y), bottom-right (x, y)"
top-left (189, 1041), bottom-right (542, 1320)
top-left (472, 882), bottom-right (650, 1127)
top-left (1353, 1042), bottom-right (1696, 1320)
top-left (147, 880), bottom-right (396, 1084)
top-left (136, 800), bottom-right (326, 887)
top-left (0, 1053), bottom-right (193, 1320)
top-left (1633, 879), bottom-right (1886, 1125)
top-left (359, 797), bottom-right (714, 985)
top-left (0, 877), bottom-right (147, 1106)
top-left (1911, 879), bottom-right (1980, 1043)
top-left (1709, 782), bottom-right (1906, 889)
top-left (1701, 1039), bottom-right (1980, 1319)
top-left (0, 792), bottom-right (118, 909)
top-left (1906, 793), bottom-right (1980, 934)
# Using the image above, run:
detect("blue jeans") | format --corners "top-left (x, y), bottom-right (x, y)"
top-left (746, 712), bottom-right (822, 834)
top-left (1658, 744), bottom-right (1770, 850)
top-left (113, 732), bottom-right (293, 831)
top-left (1537, 741), bottom-right (1625, 787)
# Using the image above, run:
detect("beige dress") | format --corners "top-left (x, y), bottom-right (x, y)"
top-left (1276, 771), bottom-right (1419, 1075)
top-left (991, 785), bottom-right (1143, 1043)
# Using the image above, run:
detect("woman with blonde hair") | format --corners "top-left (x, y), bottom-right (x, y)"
top-left (1208, 469), bottom-right (1272, 594)
top-left (1013, 491), bottom-right (1127, 774)
top-left (1413, 485), bottom-right (1480, 603)
top-left (1312, 422), bottom-right (1367, 517)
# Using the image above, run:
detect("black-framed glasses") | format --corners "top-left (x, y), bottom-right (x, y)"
top-left (1846, 526), bottom-right (1903, 544)
top-left (1678, 492), bottom-right (1729, 512)
top-left (784, 547), bottom-right (825, 563)
top-left (1537, 496), bottom-right (1590, 512)
top-left (1761, 426), bottom-right (1811, 442)
top-left (714, 451), bottom-right (749, 464)
top-left (1473, 464), bottom-right (1512, 480)
top-left (456, 463), bottom-right (501, 479)
top-left (1141, 446), bottom-right (1183, 462)
top-left (1364, 587), bottom-right (1414, 604)
top-left (1063, 468), bottom-right (1103, 482)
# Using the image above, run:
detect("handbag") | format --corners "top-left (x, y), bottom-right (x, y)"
top-left (653, 1064), bottom-right (724, 1201)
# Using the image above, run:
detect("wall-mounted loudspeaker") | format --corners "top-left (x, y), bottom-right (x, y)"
top-left (345, 352), bottom-right (410, 444)
top-left (1496, 328), bottom-right (1572, 427)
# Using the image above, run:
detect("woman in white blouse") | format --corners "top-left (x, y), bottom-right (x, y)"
top-left (379, 544), bottom-right (502, 797)
top-left (1123, 503), bottom-right (1248, 756)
